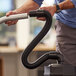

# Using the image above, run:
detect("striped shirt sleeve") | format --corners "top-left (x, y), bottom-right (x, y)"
top-left (71, 0), bottom-right (76, 8)
top-left (33, 0), bottom-right (44, 6)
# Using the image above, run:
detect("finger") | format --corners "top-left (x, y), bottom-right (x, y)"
top-left (6, 11), bottom-right (17, 16)
top-left (37, 17), bottom-right (46, 21)
top-left (5, 21), bottom-right (12, 24)
top-left (8, 21), bottom-right (17, 26)
top-left (5, 20), bottom-right (18, 25)
top-left (5, 20), bottom-right (18, 24)
top-left (40, 7), bottom-right (50, 12)
top-left (40, 7), bottom-right (47, 10)
top-left (6, 11), bottom-right (13, 16)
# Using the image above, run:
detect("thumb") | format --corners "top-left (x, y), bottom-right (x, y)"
top-left (6, 11), bottom-right (17, 16)
top-left (39, 7), bottom-right (47, 10)
top-left (6, 11), bottom-right (13, 16)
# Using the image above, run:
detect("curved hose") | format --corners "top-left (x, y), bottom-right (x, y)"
top-left (21, 10), bottom-right (62, 69)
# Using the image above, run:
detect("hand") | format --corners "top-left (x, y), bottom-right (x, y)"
top-left (5, 11), bottom-right (18, 26)
top-left (37, 5), bottom-right (56, 21)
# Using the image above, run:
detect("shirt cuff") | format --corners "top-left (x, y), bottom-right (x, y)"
top-left (33, 0), bottom-right (43, 6)
top-left (71, 0), bottom-right (76, 8)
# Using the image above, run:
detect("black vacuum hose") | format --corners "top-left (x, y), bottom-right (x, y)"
top-left (21, 10), bottom-right (62, 69)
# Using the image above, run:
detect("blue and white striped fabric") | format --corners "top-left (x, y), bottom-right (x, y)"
top-left (33, 0), bottom-right (76, 28)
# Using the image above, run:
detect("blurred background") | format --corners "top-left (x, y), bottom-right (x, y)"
top-left (0, 0), bottom-right (56, 76)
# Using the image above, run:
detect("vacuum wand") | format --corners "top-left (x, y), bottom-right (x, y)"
top-left (0, 13), bottom-right (28, 24)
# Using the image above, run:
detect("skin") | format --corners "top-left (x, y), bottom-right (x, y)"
top-left (5, 0), bottom-right (75, 26)
top-left (5, 0), bottom-right (39, 26)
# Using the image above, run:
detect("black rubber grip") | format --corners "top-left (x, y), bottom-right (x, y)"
top-left (29, 9), bottom-right (48, 17)
top-left (21, 10), bottom-right (62, 69)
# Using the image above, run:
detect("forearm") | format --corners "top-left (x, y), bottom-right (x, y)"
top-left (14, 0), bottom-right (39, 13)
top-left (59, 0), bottom-right (75, 10)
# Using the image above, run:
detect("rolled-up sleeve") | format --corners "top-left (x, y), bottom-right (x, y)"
top-left (71, 0), bottom-right (76, 8)
top-left (33, 0), bottom-right (44, 6)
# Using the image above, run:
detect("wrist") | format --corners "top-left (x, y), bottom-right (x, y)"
top-left (53, 4), bottom-right (61, 13)
top-left (58, 0), bottom-right (75, 10)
